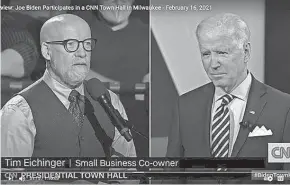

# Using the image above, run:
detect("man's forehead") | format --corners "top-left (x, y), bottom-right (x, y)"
top-left (199, 35), bottom-right (236, 50)
top-left (199, 31), bottom-right (234, 42)
top-left (200, 44), bottom-right (234, 52)
top-left (46, 21), bottom-right (90, 40)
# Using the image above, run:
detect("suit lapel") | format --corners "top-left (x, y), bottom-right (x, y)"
top-left (231, 76), bottom-right (267, 157)
top-left (202, 83), bottom-right (215, 157)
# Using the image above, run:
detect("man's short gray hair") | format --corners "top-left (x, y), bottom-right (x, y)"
top-left (196, 13), bottom-right (250, 49)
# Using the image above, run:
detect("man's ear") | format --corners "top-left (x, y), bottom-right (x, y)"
top-left (41, 42), bottom-right (51, 61)
top-left (244, 42), bottom-right (251, 63)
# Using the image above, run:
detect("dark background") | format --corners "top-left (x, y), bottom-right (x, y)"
top-left (265, 0), bottom-right (290, 94)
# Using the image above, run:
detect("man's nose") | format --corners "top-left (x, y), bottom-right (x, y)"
top-left (75, 43), bottom-right (87, 58)
top-left (210, 53), bottom-right (220, 69)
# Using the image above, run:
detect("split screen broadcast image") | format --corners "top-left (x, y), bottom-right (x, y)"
top-left (1, 0), bottom-right (290, 184)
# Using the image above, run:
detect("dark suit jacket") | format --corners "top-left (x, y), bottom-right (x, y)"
top-left (166, 76), bottom-right (290, 183)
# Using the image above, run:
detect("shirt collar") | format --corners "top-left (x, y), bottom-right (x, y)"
top-left (214, 72), bottom-right (252, 102)
top-left (42, 69), bottom-right (84, 101)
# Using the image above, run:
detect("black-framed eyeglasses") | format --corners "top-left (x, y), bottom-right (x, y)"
top-left (46, 38), bottom-right (97, 53)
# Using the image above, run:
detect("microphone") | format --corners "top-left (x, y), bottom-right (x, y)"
top-left (86, 78), bottom-right (133, 142)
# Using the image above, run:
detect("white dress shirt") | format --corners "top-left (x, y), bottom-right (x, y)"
top-left (1, 70), bottom-right (136, 158)
top-left (210, 73), bottom-right (252, 156)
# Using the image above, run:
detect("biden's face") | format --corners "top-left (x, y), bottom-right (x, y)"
top-left (198, 32), bottom-right (247, 92)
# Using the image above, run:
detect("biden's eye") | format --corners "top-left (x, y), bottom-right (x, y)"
top-left (217, 51), bottom-right (228, 55)
top-left (202, 52), bottom-right (210, 57)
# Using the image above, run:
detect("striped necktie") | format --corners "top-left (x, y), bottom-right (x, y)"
top-left (211, 94), bottom-right (235, 157)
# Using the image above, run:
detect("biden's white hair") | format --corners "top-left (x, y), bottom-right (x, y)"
top-left (196, 13), bottom-right (250, 49)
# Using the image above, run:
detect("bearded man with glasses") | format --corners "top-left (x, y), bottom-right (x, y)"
top-left (1, 14), bottom-right (136, 162)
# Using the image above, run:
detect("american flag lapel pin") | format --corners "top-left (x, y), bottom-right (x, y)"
top-left (250, 111), bottom-right (255, 115)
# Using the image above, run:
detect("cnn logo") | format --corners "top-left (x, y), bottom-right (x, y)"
top-left (268, 143), bottom-right (290, 163)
